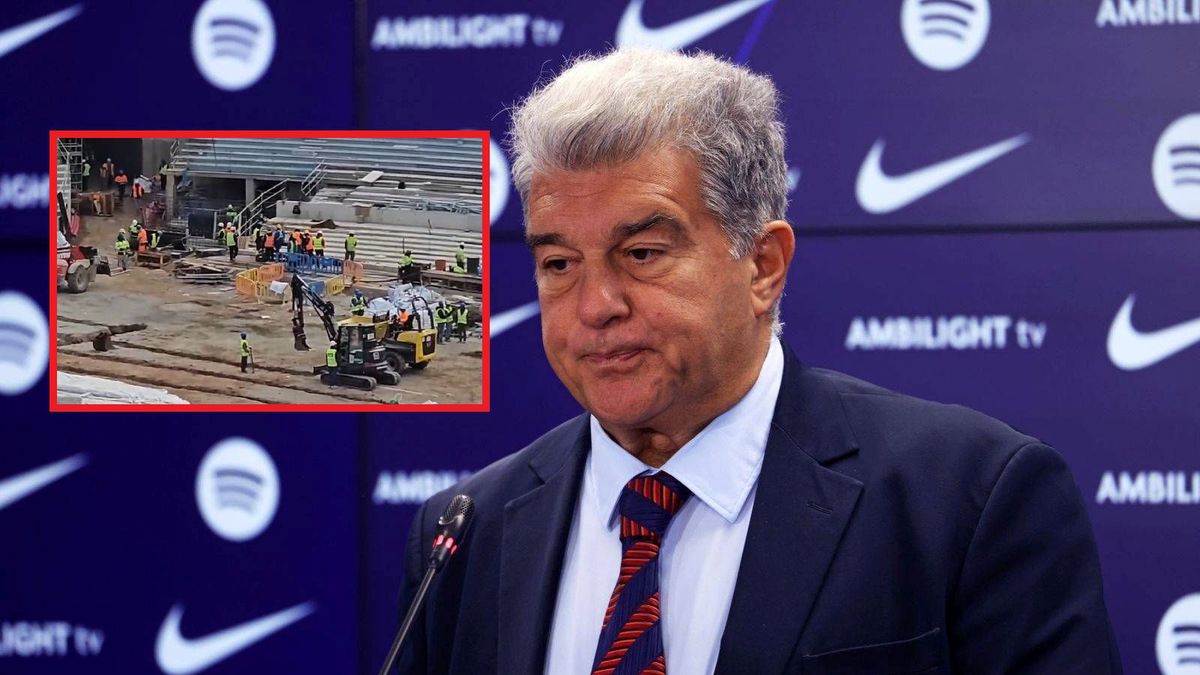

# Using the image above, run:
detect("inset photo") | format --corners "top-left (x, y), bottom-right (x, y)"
top-left (50, 131), bottom-right (488, 410)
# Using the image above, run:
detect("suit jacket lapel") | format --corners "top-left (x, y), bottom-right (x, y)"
top-left (498, 417), bottom-right (589, 675)
top-left (715, 344), bottom-right (865, 675)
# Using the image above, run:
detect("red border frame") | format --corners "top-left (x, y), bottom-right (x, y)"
top-left (49, 129), bottom-right (490, 413)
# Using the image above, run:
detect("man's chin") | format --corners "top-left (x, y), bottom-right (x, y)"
top-left (580, 382), bottom-right (667, 430)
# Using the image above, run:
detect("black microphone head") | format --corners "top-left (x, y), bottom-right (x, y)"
top-left (437, 494), bottom-right (475, 536)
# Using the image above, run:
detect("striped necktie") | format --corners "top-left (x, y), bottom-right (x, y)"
top-left (592, 472), bottom-right (692, 675)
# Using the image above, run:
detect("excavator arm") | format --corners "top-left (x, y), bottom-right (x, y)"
top-left (291, 273), bottom-right (338, 345)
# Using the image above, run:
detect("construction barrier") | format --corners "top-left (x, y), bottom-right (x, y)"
top-left (258, 262), bottom-right (285, 285)
top-left (235, 269), bottom-right (258, 297)
top-left (236, 262), bottom-right (341, 304)
top-left (282, 252), bottom-right (343, 276)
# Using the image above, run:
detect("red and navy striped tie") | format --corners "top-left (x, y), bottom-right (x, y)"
top-left (592, 472), bottom-right (692, 675)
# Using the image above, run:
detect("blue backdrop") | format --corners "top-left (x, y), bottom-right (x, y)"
top-left (4, 1), bottom-right (1199, 673)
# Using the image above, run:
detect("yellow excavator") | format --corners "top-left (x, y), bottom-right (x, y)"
top-left (292, 274), bottom-right (400, 390)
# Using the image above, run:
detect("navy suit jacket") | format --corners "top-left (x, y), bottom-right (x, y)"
top-left (398, 344), bottom-right (1121, 674)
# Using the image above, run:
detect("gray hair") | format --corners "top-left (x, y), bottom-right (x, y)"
top-left (508, 48), bottom-right (789, 260)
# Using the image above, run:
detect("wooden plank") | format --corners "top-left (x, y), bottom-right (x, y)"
top-left (135, 251), bottom-right (173, 268)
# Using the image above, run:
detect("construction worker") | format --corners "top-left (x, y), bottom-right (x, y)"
top-left (389, 311), bottom-right (406, 338)
top-left (326, 341), bottom-right (339, 370)
top-left (291, 228), bottom-right (302, 254)
top-left (252, 224), bottom-right (263, 257)
top-left (344, 232), bottom-right (357, 261)
top-left (440, 302), bottom-right (455, 343)
top-left (114, 170), bottom-right (128, 202)
top-left (350, 289), bottom-right (367, 316)
top-left (274, 227), bottom-right (286, 256)
top-left (455, 242), bottom-right (467, 273)
top-left (263, 227), bottom-right (275, 261)
top-left (102, 158), bottom-right (115, 189)
top-left (304, 229), bottom-right (315, 255)
top-left (454, 302), bottom-right (470, 342)
top-left (239, 333), bottom-right (252, 372)
top-left (137, 227), bottom-right (149, 252)
top-left (398, 250), bottom-right (416, 281)
top-left (114, 229), bottom-right (130, 271)
top-left (433, 302), bottom-right (447, 343)
top-left (313, 231), bottom-right (325, 258)
top-left (225, 225), bottom-right (238, 262)
top-left (129, 219), bottom-right (141, 236)
top-left (149, 230), bottom-right (161, 250)
top-left (225, 203), bottom-right (238, 227)
top-left (81, 158), bottom-right (91, 191)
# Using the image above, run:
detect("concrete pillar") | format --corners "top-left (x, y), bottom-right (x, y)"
top-left (166, 174), bottom-right (176, 220)
top-left (141, 139), bottom-right (173, 180)
top-left (245, 178), bottom-right (255, 206)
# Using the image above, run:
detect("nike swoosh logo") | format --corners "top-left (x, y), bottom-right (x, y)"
top-left (855, 133), bottom-right (1030, 214)
top-left (616, 0), bottom-right (772, 50)
top-left (1107, 294), bottom-right (1200, 371)
top-left (491, 300), bottom-right (540, 338)
top-left (0, 454), bottom-right (87, 511)
top-left (155, 602), bottom-right (315, 675)
top-left (0, 5), bottom-right (84, 60)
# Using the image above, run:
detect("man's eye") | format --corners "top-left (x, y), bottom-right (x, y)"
top-left (628, 248), bottom-right (662, 263)
top-left (543, 258), bottom-right (570, 272)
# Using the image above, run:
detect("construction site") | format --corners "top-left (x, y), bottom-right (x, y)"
top-left (53, 136), bottom-right (485, 406)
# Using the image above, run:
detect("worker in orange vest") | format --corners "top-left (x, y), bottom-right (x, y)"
top-left (114, 170), bottom-right (129, 201)
top-left (291, 228), bottom-right (302, 253)
top-left (137, 227), bottom-right (149, 252)
top-left (263, 228), bottom-right (275, 261)
top-left (305, 229), bottom-right (315, 254)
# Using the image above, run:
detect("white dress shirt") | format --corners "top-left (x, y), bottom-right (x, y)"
top-left (544, 337), bottom-right (785, 674)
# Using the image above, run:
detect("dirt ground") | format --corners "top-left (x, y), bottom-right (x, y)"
top-left (57, 205), bottom-right (484, 406)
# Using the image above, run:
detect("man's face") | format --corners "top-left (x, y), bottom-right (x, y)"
top-left (526, 148), bottom-right (762, 430)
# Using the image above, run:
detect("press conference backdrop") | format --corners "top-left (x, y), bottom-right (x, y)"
top-left (3, 1), bottom-right (1198, 673)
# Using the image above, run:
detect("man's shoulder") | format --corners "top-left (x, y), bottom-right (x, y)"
top-left (418, 415), bottom-right (586, 531)
top-left (799, 365), bottom-right (1042, 483)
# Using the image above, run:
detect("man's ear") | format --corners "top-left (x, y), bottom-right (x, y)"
top-left (749, 220), bottom-right (795, 321)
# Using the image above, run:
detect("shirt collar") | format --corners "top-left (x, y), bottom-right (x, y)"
top-left (587, 336), bottom-right (786, 526)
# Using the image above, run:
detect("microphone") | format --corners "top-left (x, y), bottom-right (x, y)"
top-left (378, 495), bottom-right (475, 675)
top-left (428, 494), bottom-right (474, 570)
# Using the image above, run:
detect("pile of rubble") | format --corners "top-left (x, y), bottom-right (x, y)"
top-left (173, 260), bottom-right (232, 285)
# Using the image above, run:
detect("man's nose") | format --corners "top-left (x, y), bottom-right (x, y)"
top-left (576, 263), bottom-right (630, 329)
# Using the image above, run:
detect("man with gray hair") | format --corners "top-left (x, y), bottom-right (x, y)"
top-left (397, 49), bottom-right (1119, 674)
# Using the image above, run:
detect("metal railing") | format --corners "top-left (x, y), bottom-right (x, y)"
top-left (300, 161), bottom-right (327, 199)
top-left (57, 138), bottom-right (83, 193)
top-left (235, 179), bottom-right (288, 237)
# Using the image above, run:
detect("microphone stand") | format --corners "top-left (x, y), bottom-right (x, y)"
top-left (377, 494), bottom-right (474, 675)
top-left (378, 566), bottom-right (437, 675)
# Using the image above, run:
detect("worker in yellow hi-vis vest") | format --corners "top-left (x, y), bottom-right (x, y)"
top-left (225, 225), bottom-right (238, 262)
top-left (239, 333), bottom-right (253, 373)
top-left (454, 242), bottom-right (467, 273)
top-left (454, 302), bottom-right (470, 342)
top-left (326, 341), bottom-right (339, 371)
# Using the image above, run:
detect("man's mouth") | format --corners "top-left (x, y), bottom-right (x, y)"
top-left (583, 348), bottom-right (645, 366)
